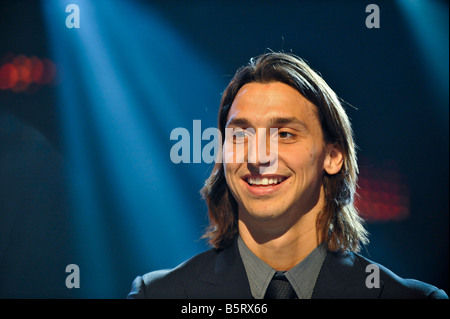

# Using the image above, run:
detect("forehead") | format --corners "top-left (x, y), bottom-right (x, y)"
top-left (227, 81), bottom-right (319, 126)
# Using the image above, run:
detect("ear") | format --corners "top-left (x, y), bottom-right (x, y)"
top-left (324, 143), bottom-right (344, 175)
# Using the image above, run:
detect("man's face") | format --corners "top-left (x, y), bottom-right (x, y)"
top-left (223, 81), bottom-right (340, 229)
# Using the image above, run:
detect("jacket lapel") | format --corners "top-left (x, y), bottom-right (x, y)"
top-left (188, 237), bottom-right (253, 298)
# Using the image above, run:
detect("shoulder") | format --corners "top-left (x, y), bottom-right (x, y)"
top-left (322, 250), bottom-right (448, 299)
top-left (354, 253), bottom-right (448, 299)
top-left (127, 248), bottom-right (218, 299)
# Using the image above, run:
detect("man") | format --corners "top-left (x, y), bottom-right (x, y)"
top-left (128, 52), bottom-right (448, 299)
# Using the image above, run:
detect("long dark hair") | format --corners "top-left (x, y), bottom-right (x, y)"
top-left (200, 52), bottom-right (369, 252)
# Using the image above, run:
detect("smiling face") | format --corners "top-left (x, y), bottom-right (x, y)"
top-left (223, 81), bottom-right (343, 233)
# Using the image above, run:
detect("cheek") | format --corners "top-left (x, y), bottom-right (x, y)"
top-left (223, 162), bottom-right (241, 192)
top-left (284, 146), bottom-right (323, 179)
top-left (303, 147), bottom-right (327, 186)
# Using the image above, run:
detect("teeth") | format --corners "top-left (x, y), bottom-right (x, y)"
top-left (247, 176), bottom-right (285, 186)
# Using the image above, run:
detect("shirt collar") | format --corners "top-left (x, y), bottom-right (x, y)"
top-left (237, 235), bottom-right (327, 299)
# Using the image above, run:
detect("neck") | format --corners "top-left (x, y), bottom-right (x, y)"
top-left (238, 205), bottom-right (323, 271)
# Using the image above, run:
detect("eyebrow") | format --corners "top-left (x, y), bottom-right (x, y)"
top-left (269, 117), bottom-right (307, 128)
top-left (226, 116), bottom-right (308, 130)
top-left (226, 117), bottom-right (251, 127)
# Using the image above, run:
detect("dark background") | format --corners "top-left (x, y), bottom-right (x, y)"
top-left (0, 0), bottom-right (448, 298)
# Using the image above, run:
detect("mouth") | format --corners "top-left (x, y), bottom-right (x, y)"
top-left (245, 175), bottom-right (287, 186)
top-left (242, 174), bottom-right (288, 196)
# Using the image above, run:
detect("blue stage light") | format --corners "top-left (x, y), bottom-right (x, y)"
top-left (42, 0), bottom-right (225, 297)
top-left (396, 0), bottom-right (449, 119)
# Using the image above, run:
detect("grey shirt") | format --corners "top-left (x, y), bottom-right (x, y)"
top-left (237, 235), bottom-right (326, 299)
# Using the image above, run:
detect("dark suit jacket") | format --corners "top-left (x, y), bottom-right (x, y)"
top-left (128, 237), bottom-right (448, 299)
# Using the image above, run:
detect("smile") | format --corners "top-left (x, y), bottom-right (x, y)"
top-left (246, 176), bottom-right (286, 186)
top-left (242, 174), bottom-right (288, 196)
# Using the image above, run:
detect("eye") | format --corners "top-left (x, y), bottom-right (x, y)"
top-left (278, 131), bottom-right (294, 139)
top-left (232, 128), bottom-right (249, 143)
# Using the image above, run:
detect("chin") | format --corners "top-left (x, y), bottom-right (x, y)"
top-left (240, 205), bottom-right (286, 222)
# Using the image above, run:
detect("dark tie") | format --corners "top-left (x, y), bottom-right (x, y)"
top-left (264, 271), bottom-right (298, 299)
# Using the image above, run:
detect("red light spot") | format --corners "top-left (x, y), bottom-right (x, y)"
top-left (30, 56), bottom-right (44, 83)
top-left (0, 54), bottom-right (57, 92)
top-left (0, 63), bottom-right (18, 90)
top-left (11, 55), bottom-right (32, 92)
top-left (355, 160), bottom-right (410, 222)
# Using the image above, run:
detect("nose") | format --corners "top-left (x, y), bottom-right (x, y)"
top-left (247, 128), bottom-right (278, 174)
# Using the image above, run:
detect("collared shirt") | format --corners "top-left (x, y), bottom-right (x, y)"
top-left (237, 235), bottom-right (327, 299)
